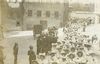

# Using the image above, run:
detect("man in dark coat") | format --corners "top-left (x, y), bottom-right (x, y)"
top-left (28, 46), bottom-right (36, 64)
top-left (92, 35), bottom-right (98, 43)
top-left (37, 36), bottom-right (43, 54)
top-left (13, 43), bottom-right (18, 64)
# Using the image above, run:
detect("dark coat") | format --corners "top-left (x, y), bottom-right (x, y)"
top-left (28, 50), bottom-right (36, 60)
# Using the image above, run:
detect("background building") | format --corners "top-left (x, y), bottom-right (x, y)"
top-left (6, 1), bottom-right (24, 31)
top-left (23, 2), bottom-right (69, 30)
top-left (0, 0), bottom-right (9, 40)
top-left (23, 1), bottom-right (95, 30)
top-left (1, 0), bottom-right (95, 31)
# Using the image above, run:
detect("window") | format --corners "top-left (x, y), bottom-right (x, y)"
top-left (16, 21), bottom-right (20, 26)
top-left (28, 10), bottom-right (32, 16)
top-left (46, 11), bottom-right (50, 17)
top-left (9, 0), bottom-right (18, 3)
top-left (54, 11), bottom-right (59, 18)
top-left (37, 10), bottom-right (42, 17)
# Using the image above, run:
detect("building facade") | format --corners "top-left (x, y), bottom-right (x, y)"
top-left (70, 12), bottom-right (99, 24)
top-left (0, 0), bottom-right (8, 40)
top-left (5, 0), bottom-right (24, 31)
top-left (23, 2), bottom-right (69, 30)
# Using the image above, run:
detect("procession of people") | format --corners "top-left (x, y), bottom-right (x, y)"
top-left (34, 19), bottom-right (99, 64)
top-left (1, 18), bottom-right (99, 64)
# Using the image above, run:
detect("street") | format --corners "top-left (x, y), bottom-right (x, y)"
top-left (1, 24), bottom-right (100, 64)
top-left (1, 31), bottom-right (36, 64)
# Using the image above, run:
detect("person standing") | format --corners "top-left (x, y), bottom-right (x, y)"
top-left (92, 35), bottom-right (98, 43)
top-left (13, 43), bottom-right (18, 64)
top-left (83, 23), bottom-right (86, 32)
top-left (28, 46), bottom-right (36, 64)
top-left (0, 46), bottom-right (4, 64)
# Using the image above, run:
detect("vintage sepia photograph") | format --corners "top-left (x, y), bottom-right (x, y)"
top-left (0, 0), bottom-right (100, 64)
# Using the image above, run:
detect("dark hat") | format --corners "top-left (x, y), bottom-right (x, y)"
top-left (15, 43), bottom-right (18, 45)
top-left (29, 46), bottom-right (33, 49)
top-left (62, 41), bottom-right (65, 43)
top-left (62, 57), bottom-right (66, 60)
top-left (63, 49), bottom-right (70, 54)
top-left (71, 47), bottom-right (75, 52)
top-left (52, 62), bottom-right (58, 64)
top-left (84, 44), bottom-right (91, 48)
top-left (57, 42), bottom-right (61, 44)
top-left (68, 53), bottom-right (75, 59)
top-left (77, 51), bottom-right (83, 57)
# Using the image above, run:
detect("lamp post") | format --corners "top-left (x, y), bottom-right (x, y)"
top-left (63, 0), bottom-right (69, 27)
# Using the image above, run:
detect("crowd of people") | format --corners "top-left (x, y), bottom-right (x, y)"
top-left (4, 18), bottom-right (98, 64)
top-left (37, 26), bottom-right (58, 54)
top-left (31, 20), bottom-right (99, 64)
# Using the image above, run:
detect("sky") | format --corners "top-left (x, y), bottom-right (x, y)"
top-left (7, 0), bottom-right (100, 13)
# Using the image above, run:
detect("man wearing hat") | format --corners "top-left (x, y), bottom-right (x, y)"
top-left (28, 46), bottom-right (36, 64)
top-left (92, 35), bottom-right (98, 43)
top-left (51, 43), bottom-right (57, 52)
top-left (13, 43), bottom-right (18, 64)
top-left (49, 50), bottom-right (59, 64)
top-left (60, 57), bottom-right (67, 64)
top-left (38, 53), bottom-right (49, 64)
top-left (75, 51), bottom-right (87, 64)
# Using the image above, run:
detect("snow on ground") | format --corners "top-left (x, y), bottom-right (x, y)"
top-left (2, 31), bottom-right (36, 64)
top-left (4, 31), bottom-right (33, 38)
top-left (82, 24), bottom-right (100, 64)
top-left (86, 24), bottom-right (100, 39)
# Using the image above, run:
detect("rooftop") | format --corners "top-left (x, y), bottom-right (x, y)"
top-left (25, 0), bottom-right (68, 3)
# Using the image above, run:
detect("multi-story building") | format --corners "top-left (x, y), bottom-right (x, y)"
top-left (23, 1), bottom-right (95, 30)
top-left (23, 1), bottom-right (69, 30)
top-left (6, 0), bottom-right (24, 31)
top-left (6, 0), bottom-right (95, 31)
